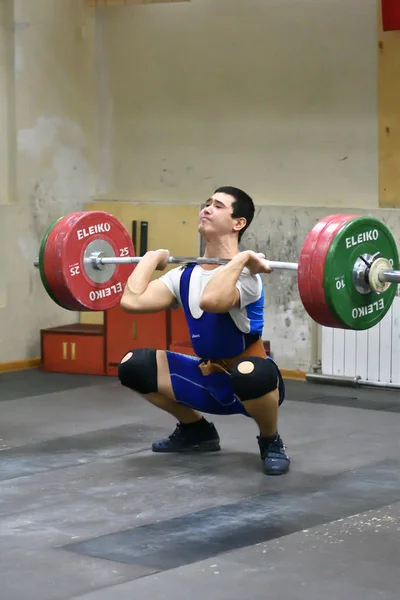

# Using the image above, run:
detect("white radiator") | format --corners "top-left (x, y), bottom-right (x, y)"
top-left (321, 293), bottom-right (400, 384)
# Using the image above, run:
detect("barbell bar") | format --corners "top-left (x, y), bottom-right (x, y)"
top-left (379, 269), bottom-right (400, 284)
top-left (94, 255), bottom-right (299, 270)
top-left (89, 256), bottom-right (400, 287)
top-left (33, 255), bottom-right (299, 269)
top-left (32, 210), bottom-right (400, 331)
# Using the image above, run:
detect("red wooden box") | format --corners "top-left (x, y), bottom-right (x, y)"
top-left (105, 305), bottom-right (168, 376)
top-left (169, 307), bottom-right (191, 345)
top-left (40, 323), bottom-right (105, 375)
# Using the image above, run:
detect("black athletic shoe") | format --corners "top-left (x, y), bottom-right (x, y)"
top-left (151, 419), bottom-right (221, 453)
top-left (257, 433), bottom-right (290, 476)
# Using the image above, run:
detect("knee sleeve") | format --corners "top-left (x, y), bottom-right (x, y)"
top-left (118, 348), bottom-right (158, 394)
top-left (231, 357), bottom-right (278, 401)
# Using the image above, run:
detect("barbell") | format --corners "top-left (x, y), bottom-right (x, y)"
top-left (33, 210), bottom-right (400, 331)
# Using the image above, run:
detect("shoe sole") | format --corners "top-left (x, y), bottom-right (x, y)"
top-left (152, 441), bottom-right (221, 453)
top-left (263, 464), bottom-right (290, 476)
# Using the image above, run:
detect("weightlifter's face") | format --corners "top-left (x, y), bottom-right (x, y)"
top-left (198, 193), bottom-right (243, 239)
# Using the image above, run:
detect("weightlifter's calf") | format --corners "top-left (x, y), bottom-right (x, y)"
top-left (118, 348), bottom-right (290, 476)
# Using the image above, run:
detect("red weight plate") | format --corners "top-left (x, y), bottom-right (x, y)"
top-left (39, 216), bottom-right (73, 309)
top-left (298, 215), bottom-right (358, 328)
top-left (309, 215), bottom-right (359, 328)
top-left (300, 215), bottom-right (355, 328)
top-left (60, 211), bottom-right (134, 311)
top-left (43, 213), bottom-right (86, 310)
top-left (298, 215), bottom-right (342, 327)
top-left (44, 211), bottom-right (135, 311)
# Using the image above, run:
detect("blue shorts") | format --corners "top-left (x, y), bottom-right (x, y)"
top-left (165, 351), bottom-right (285, 417)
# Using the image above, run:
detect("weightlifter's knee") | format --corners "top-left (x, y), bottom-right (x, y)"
top-left (118, 348), bottom-right (158, 394)
top-left (231, 357), bottom-right (279, 401)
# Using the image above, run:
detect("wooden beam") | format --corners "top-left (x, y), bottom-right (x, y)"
top-left (0, 358), bottom-right (40, 373)
top-left (378, 0), bottom-right (400, 207)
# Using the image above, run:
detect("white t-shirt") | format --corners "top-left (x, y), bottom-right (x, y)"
top-left (159, 265), bottom-right (263, 334)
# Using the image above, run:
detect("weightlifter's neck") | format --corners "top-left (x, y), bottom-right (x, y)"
top-left (202, 236), bottom-right (239, 269)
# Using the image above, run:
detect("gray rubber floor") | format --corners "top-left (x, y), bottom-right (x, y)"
top-left (1, 370), bottom-right (400, 600)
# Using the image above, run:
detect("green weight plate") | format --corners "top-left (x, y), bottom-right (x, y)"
top-left (38, 217), bottom-right (67, 309)
top-left (323, 216), bottom-right (399, 330)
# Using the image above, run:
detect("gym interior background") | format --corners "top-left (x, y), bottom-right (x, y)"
top-left (1, 0), bottom-right (399, 375)
top-left (2, 3), bottom-right (400, 600)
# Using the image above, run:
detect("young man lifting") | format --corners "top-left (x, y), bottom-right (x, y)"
top-left (118, 186), bottom-right (290, 476)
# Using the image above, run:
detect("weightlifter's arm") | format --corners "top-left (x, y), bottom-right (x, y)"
top-left (120, 249), bottom-right (176, 313)
top-left (200, 250), bottom-right (272, 313)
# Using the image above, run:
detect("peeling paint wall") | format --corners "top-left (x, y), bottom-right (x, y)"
top-left (241, 208), bottom-right (312, 370)
top-left (0, 0), bottom-right (95, 362)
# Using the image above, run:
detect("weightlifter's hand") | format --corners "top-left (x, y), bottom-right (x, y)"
top-left (152, 248), bottom-right (170, 271)
top-left (243, 250), bottom-right (273, 274)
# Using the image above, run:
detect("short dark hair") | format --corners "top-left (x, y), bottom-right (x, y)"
top-left (214, 186), bottom-right (255, 242)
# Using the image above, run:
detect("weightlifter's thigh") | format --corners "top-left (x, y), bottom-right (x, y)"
top-left (118, 348), bottom-right (247, 416)
top-left (165, 351), bottom-right (248, 416)
top-left (118, 348), bottom-right (177, 400)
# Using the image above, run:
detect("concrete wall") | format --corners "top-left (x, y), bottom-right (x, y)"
top-left (0, 0), bottom-right (95, 363)
top-left (0, 0), bottom-right (386, 369)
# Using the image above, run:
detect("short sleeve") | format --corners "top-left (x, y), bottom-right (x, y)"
top-left (235, 267), bottom-right (263, 309)
top-left (158, 267), bottom-right (183, 307)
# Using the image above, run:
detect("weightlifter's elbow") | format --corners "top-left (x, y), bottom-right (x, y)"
top-left (120, 290), bottom-right (142, 313)
top-left (120, 292), bottom-right (172, 314)
top-left (120, 296), bottom-right (139, 313)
